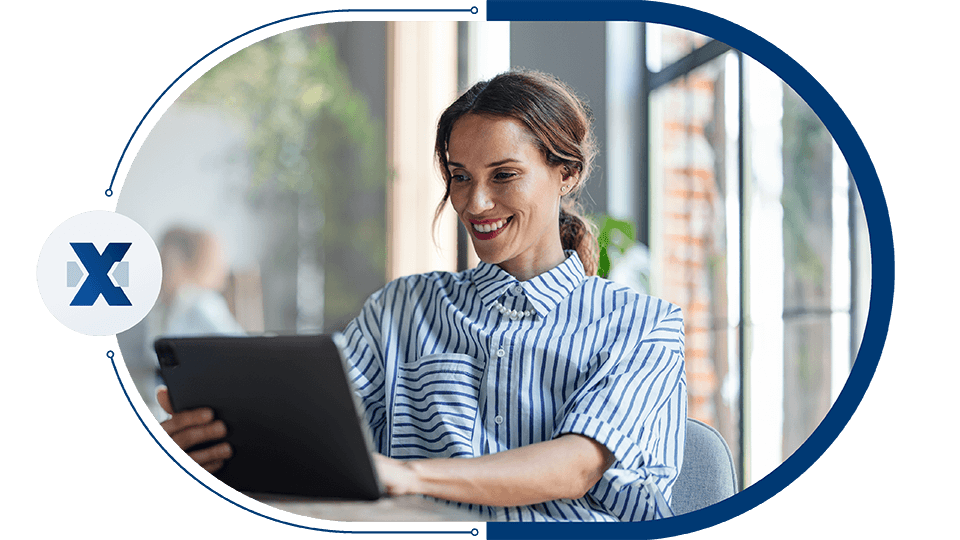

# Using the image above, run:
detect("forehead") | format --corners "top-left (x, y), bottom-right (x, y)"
top-left (447, 114), bottom-right (540, 164)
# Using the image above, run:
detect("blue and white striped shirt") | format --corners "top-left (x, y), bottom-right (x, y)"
top-left (338, 251), bottom-right (686, 521)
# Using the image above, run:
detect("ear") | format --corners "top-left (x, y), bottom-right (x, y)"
top-left (559, 164), bottom-right (579, 190)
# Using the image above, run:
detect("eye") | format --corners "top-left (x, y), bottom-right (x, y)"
top-left (450, 173), bottom-right (469, 184)
top-left (493, 171), bottom-right (517, 182)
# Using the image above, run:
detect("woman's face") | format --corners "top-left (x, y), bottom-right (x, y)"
top-left (447, 114), bottom-right (575, 280)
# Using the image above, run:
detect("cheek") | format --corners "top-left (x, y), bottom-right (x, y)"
top-left (504, 182), bottom-right (538, 212)
top-left (447, 188), bottom-right (465, 213)
top-left (511, 185), bottom-right (554, 220)
top-left (448, 190), bottom-right (480, 227)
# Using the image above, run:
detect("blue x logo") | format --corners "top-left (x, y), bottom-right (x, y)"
top-left (69, 242), bottom-right (133, 306)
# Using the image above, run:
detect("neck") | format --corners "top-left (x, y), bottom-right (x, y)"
top-left (498, 244), bottom-right (567, 281)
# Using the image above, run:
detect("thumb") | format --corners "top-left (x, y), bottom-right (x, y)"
top-left (157, 386), bottom-right (174, 415)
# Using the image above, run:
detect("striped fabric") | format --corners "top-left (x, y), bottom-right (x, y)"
top-left (337, 251), bottom-right (686, 521)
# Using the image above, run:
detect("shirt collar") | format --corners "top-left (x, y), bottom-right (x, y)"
top-left (471, 250), bottom-right (586, 318)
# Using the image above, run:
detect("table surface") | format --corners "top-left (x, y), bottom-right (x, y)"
top-left (250, 493), bottom-right (480, 522)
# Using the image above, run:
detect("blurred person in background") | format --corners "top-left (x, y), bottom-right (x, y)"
top-left (158, 227), bottom-right (244, 337)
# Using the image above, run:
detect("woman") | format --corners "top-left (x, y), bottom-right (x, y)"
top-left (159, 70), bottom-right (686, 521)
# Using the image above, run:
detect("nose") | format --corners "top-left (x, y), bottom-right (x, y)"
top-left (462, 181), bottom-right (494, 215)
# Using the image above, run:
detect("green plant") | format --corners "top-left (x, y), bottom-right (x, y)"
top-left (595, 215), bottom-right (636, 278)
top-left (177, 25), bottom-right (389, 328)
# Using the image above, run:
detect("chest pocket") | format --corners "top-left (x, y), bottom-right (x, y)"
top-left (390, 353), bottom-right (483, 459)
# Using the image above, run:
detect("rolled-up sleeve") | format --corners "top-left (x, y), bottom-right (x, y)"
top-left (552, 303), bottom-right (686, 521)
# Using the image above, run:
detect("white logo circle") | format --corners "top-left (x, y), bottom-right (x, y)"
top-left (37, 211), bottom-right (162, 336)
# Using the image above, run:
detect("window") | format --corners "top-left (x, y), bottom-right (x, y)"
top-left (638, 24), bottom-right (870, 487)
top-left (649, 40), bottom-right (742, 480)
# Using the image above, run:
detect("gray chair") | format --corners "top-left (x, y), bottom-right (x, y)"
top-left (671, 418), bottom-right (738, 515)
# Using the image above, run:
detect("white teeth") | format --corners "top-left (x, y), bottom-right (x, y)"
top-left (473, 218), bottom-right (508, 233)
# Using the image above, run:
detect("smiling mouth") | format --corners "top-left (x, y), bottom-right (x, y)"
top-left (470, 216), bottom-right (513, 239)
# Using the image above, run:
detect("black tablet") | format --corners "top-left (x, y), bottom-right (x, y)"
top-left (154, 334), bottom-right (383, 500)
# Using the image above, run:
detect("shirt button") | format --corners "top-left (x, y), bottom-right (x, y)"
top-left (495, 415), bottom-right (504, 424)
top-left (513, 285), bottom-right (523, 294)
top-left (497, 348), bottom-right (505, 357)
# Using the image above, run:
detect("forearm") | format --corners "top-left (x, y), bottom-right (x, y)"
top-left (389, 433), bottom-right (614, 507)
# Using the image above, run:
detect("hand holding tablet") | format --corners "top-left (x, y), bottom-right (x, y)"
top-left (157, 386), bottom-right (232, 473)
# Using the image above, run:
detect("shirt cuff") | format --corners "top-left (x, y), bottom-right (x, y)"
top-left (553, 412), bottom-right (646, 470)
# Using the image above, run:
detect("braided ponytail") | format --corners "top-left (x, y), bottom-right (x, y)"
top-left (559, 202), bottom-right (598, 276)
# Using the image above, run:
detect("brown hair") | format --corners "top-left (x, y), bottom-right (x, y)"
top-left (433, 69), bottom-right (599, 276)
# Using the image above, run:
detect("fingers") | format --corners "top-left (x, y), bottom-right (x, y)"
top-left (161, 407), bottom-right (216, 437)
top-left (190, 442), bottom-right (233, 473)
top-left (155, 387), bottom-right (232, 473)
top-left (156, 386), bottom-right (173, 415)
top-left (168, 420), bottom-right (228, 452)
top-left (373, 454), bottom-right (417, 497)
top-left (157, 387), bottom-right (216, 432)
top-left (201, 460), bottom-right (226, 473)
top-left (372, 454), bottom-right (397, 496)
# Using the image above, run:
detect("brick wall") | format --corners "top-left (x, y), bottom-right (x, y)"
top-left (654, 28), bottom-right (739, 463)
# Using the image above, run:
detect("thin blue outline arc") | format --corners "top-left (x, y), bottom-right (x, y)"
top-left (109, 352), bottom-right (476, 535)
top-left (103, 6), bottom-right (478, 198)
top-left (105, 1), bottom-right (895, 538)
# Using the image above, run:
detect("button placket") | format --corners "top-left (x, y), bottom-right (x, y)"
top-left (484, 329), bottom-right (508, 453)
top-left (493, 342), bottom-right (506, 446)
top-left (489, 330), bottom-right (516, 452)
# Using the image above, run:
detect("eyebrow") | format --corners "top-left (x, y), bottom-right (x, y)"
top-left (447, 158), bottom-right (521, 169)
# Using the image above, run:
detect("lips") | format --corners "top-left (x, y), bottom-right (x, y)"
top-left (470, 216), bottom-right (513, 240)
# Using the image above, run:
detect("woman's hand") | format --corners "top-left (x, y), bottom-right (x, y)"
top-left (157, 387), bottom-right (233, 473)
top-left (373, 454), bottom-right (421, 497)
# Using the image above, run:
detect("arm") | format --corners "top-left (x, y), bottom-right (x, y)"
top-left (375, 433), bottom-right (615, 507)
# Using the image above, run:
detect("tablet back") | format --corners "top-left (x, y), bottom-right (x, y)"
top-left (155, 334), bottom-right (382, 499)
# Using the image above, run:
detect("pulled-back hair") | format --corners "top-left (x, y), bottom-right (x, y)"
top-left (434, 69), bottom-right (599, 276)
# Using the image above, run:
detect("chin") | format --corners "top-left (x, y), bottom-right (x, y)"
top-left (471, 243), bottom-right (509, 266)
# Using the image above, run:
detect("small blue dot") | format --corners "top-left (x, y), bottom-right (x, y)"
top-left (106, 350), bottom-right (115, 359)
top-left (105, 188), bottom-right (114, 197)
top-left (471, 529), bottom-right (479, 536)
top-left (470, 6), bottom-right (478, 15)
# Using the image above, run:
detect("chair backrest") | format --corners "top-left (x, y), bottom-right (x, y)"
top-left (671, 418), bottom-right (738, 515)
